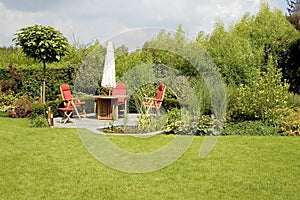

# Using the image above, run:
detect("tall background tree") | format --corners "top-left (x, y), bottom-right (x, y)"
top-left (287, 0), bottom-right (300, 30)
top-left (13, 25), bottom-right (69, 103)
top-left (287, 0), bottom-right (300, 15)
top-left (285, 0), bottom-right (300, 93)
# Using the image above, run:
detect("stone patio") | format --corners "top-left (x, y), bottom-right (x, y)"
top-left (53, 113), bottom-right (140, 134)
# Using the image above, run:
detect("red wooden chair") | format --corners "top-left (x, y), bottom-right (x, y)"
top-left (143, 84), bottom-right (166, 115)
top-left (57, 84), bottom-right (86, 123)
top-left (56, 99), bottom-right (74, 124)
top-left (112, 83), bottom-right (127, 116)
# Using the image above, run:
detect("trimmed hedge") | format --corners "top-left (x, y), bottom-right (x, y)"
top-left (0, 65), bottom-right (77, 101)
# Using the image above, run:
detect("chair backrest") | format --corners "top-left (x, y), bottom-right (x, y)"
top-left (112, 83), bottom-right (126, 103)
top-left (60, 84), bottom-right (73, 101)
top-left (155, 84), bottom-right (166, 106)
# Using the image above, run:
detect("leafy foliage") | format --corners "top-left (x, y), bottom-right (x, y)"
top-left (31, 102), bottom-right (46, 119)
top-left (0, 66), bottom-right (77, 101)
top-left (287, 12), bottom-right (300, 31)
top-left (198, 20), bottom-right (263, 85)
top-left (280, 107), bottom-right (300, 136)
top-left (223, 121), bottom-right (280, 136)
top-left (13, 25), bottom-right (70, 103)
top-left (8, 96), bottom-right (34, 118)
top-left (0, 92), bottom-right (17, 113)
top-left (30, 102), bottom-right (48, 128)
top-left (198, 4), bottom-right (300, 86)
top-left (29, 115), bottom-right (49, 128)
top-left (280, 38), bottom-right (300, 93)
top-left (227, 61), bottom-right (290, 125)
top-left (0, 63), bottom-right (23, 94)
top-left (74, 42), bottom-right (105, 94)
top-left (13, 25), bottom-right (69, 63)
top-left (142, 27), bottom-right (199, 77)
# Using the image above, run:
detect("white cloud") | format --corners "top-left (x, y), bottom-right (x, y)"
top-left (0, 2), bottom-right (53, 46)
top-left (0, 0), bottom-right (286, 47)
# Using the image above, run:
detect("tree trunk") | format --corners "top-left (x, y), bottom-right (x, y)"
top-left (40, 86), bottom-right (43, 103)
top-left (43, 60), bottom-right (46, 104)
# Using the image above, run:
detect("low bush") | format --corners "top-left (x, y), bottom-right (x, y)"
top-left (280, 107), bottom-right (300, 136)
top-left (162, 97), bottom-right (180, 111)
top-left (30, 115), bottom-right (49, 128)
top-left (0, 92), bottom-right (17, 113)
top-left (165, 108), bottom-right (221, 135)
top-left (165, 108), bottom-right (181, 134)
top-left (8, 96), bottom-right (34, 118)
top-left (0, 111), bottom-right (8, 118)
top-left (31, 102), bottom-right (46, 119)
top-left (223, 121), bottom-right (281, 136)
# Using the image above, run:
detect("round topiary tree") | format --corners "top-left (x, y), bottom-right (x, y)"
top-left (13, 25), bottom-right (69, 103)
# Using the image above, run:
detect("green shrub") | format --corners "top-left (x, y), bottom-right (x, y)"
top-left (223, 121), bottom-right (281, 136)
top-left (0, 64), bottom-right (23, 94)
top-left (197, 115), bottom-right (213, 135)
top-left (31, 102), bottom-right (46, 119)
top-left (0, 111), bottom-right (8, 118)
top-left (137, 113), bottom-right (166, 134)
top-left (280, 107), bottom-right (300, 136)
top-left (0, 92), bottom-right (17, 113)
top-left (45, 100), bottom-right (62, 117)
top-left (8, 96), bottom-right (34, 118)
top-left (162, 97), bottom-right (180, 111)
top-left (126, 83), bottom-right (160, 113)
top-left (165, 109), bottom-right (203, 135)
top-left (135, 94), bottom-right (167, 133)
top-left (165, 108), bottom-right (218, 135)
top-left (30, 115), bottom-right (49, 128)
top-left (0, 66), bottom-right (77, 101)
top-left (227, 62), bottom-right (290, 126)
top-left (165, 108), bottom-right (181, 134)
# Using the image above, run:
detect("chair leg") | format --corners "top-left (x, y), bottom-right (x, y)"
top-left (123, 104), bottom-right (127, 117)
top-left (125, 100), bottom-right (127, 117)
top-left (83, 107), bottom-right (87, 117)
top-left (79, 106), bottom-right (87, 117)
top-left (71, 102), bottom-right (81, 120)
top-left (58, 110), bottom-right (73, 124)
top-left (155, 106), bottom-right (160, 116)
top-left (57, 108), bottom-right (73, 123)
top-left (94, 102), bottom-right (97, 114)
top-left (117, 103), bottom-right (127, 118)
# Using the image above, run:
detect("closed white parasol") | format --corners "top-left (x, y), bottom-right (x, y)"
top-left (101, 41), bottom-right (116, 89)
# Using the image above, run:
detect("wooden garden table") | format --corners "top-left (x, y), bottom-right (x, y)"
top-left (93, 95), bottom-right (128, 120)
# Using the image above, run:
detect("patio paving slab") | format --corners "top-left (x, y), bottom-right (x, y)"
top-left (53, 113), bottom-right (140, 134)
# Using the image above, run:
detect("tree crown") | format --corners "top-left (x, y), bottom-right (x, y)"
top-left (13, 25), bottom-right (69, 63)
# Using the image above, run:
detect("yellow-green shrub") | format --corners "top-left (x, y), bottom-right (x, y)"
top-left (280, 107), bottom-right (300, 136)
top-left (228, 61), bottom-right (290, 126)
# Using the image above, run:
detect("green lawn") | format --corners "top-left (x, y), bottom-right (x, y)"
top-left (0, 118), bottom-right (299, 199)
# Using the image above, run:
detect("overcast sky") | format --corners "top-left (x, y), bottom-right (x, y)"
top-left (0, 0), bottom-right (287, 49)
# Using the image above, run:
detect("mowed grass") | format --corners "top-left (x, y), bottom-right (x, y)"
top-left (0, 118), bottom-right (299, 199)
